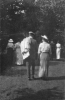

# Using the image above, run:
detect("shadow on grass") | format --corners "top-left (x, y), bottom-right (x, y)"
top-left (45, 76), bottom-right (65, 81)
top-left (53, 58), bottom-right (65, 62)
top-left (1, 68), bottom-right (27, 76)
top-left (12, 87), bottom-right (64, 100)
top-left (1, 61), bottom-right (59, 76)
top-left (34, 76), bottom-right (65, 81)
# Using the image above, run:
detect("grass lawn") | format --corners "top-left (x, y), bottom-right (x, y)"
top-left (0, 61), bottom-right (65, 100)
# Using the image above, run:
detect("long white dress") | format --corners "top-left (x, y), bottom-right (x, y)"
top-left (56, 43), bottom-right (61, 59)
top-left (14, 42), bottom-right (23, 65)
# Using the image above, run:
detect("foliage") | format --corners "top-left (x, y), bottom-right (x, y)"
top-left (1, 1), bottom-right (40, 35)
top-left (1, 0), bottom-right (65, 44)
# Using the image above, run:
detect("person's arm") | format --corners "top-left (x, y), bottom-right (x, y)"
top-left (60, 44), bottom-right (61, 49)
top-left (49, 44), bottom-right (52, 55)
top-left (6, 43), bottom-right (9, 49)
top-left (12, 44), bottom-right (15, 50)
top-left (35, 41), bottom-right (38, 59)
top-left (38, 44), bottom-right (41, 57)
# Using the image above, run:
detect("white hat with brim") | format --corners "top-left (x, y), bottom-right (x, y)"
top-left (41, 35), bottom-right (48, 40)
top-left (8, 39), bottom-right (13, 42)
top-left (29, 31), bottom-right (34, 35)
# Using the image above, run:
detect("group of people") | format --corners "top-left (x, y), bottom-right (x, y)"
top-left (5, 31), bottom-right (62, 80)
top-left (6, 38), bottom-right (23, 66)
top-left (19, 31), bottom-right (51, 80)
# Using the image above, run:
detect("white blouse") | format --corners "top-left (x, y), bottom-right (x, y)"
top-left (38, 41), bottom-right (51, 54)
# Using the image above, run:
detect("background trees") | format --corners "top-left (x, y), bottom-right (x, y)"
top-left (1, 0), bottom-right (65, 44)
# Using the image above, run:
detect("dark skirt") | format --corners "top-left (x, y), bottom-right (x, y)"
top-left (7, 48), bottom-right (14, 66)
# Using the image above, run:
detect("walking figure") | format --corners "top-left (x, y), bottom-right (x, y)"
top-left (38, 35), bottom-right (51, 78)
top-left (21, 31), bottom-right (38, 80)
top-left (50, 41), bottom-right (55, 60)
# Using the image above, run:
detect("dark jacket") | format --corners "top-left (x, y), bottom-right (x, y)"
top-left (29, 37), bottom-right (38, 60)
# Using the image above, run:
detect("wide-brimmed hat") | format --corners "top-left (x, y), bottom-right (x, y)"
top-left (41, 35), bottom-right (48, 40)
top-left (29, 31), bottom-right (34, 35)
top-left (8, 39), bottom-right (13, 42)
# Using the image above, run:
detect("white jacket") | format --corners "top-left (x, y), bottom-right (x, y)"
top-left (20, 37), bottom-right (31, 53)
top-left (20, 37), bottom-right (31, 59)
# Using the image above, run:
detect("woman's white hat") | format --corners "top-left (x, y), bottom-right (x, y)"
top-left (8, 39), bottom-right (13, 42)
top-left (41, 35), bottom-right (48, 40)
top-left (29, 31), bottom-right (34, 35)
top-left (29, 31), bottom-right (33, 34)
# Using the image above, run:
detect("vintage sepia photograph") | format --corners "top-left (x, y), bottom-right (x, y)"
top-left (0, 0), bottom-right (65, 100)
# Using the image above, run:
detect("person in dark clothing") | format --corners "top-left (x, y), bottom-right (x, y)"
top-left (21, 31), bottom-right (38, 80)
top-left (6, 39), bottom-right (14, 67)
top-left (50, 41), bottom-right (55, 60)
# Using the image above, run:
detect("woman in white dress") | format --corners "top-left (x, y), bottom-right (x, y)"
top-left (14, 40), bottom-right (23, 65)
top-left (38, 35), bottom-right (51, 78)
top-left (56, 42), bottom-right (61, 59)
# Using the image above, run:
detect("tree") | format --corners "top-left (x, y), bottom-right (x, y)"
top-left (1, 0), bottom-right (65, 44)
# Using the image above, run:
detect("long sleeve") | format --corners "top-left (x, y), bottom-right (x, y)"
top-left (49, 45), bottom-right (52, 55)
top-left (38, 44), bottom-right (41, 54)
